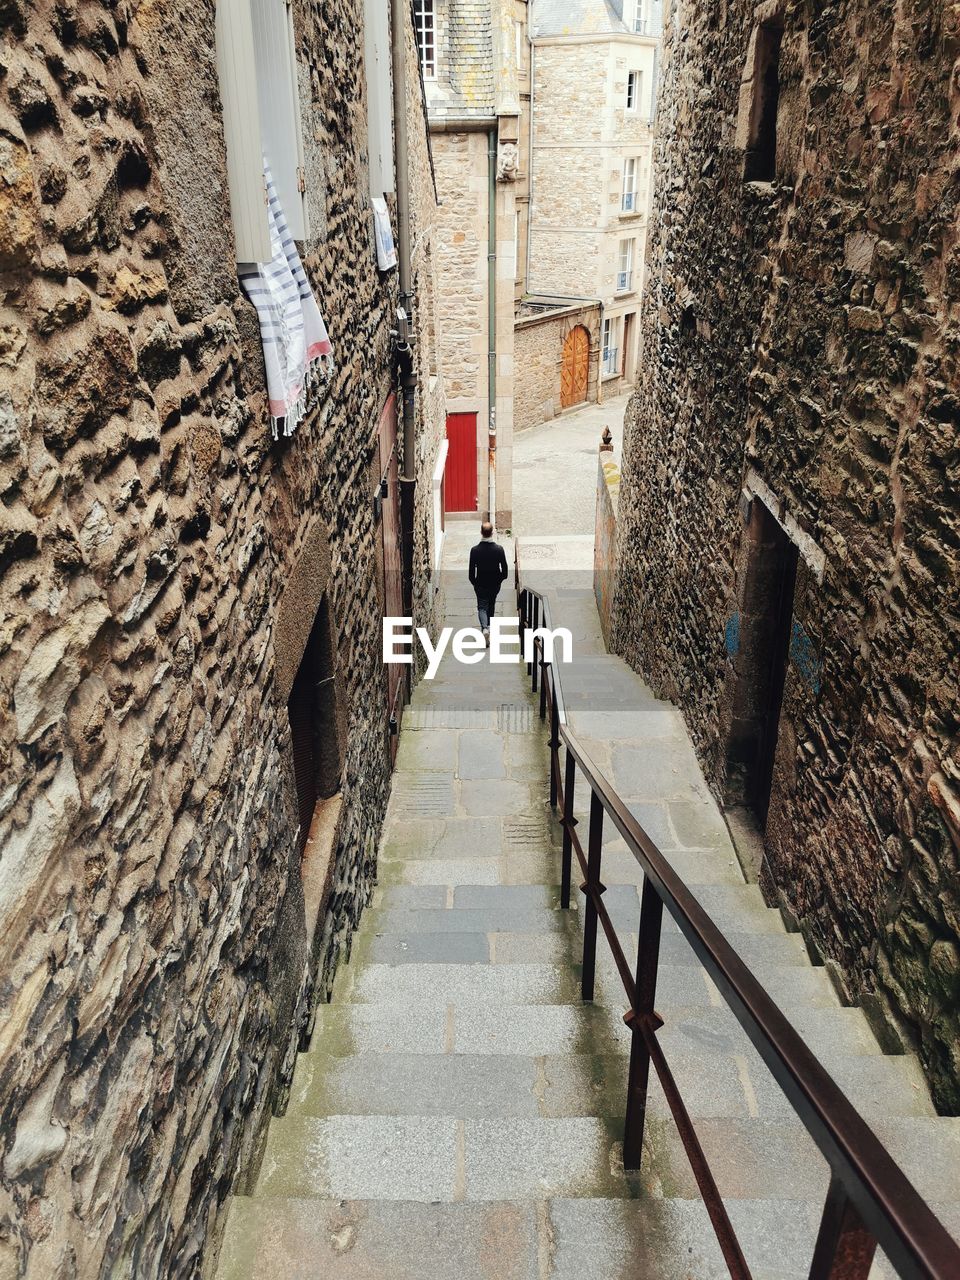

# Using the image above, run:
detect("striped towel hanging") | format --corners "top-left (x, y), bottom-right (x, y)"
top-left (239, 162), bottom-right (334, 439)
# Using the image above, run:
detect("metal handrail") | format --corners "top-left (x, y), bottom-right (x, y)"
top-left (515, 565), bottom-right (960, 1280)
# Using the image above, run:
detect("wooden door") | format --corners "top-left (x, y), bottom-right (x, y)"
top-left (560, 325), bottom-right (590, 408)
top-left (445, 412), bottom-right (478, 512)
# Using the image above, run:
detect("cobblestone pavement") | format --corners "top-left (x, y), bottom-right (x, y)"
top-left (511, 393), bottom-right (632, 538)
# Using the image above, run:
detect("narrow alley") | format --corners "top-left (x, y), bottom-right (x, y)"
top-left (216, 449), bottom-right (960, 1277)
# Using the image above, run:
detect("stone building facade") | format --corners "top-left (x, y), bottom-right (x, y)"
top-left (421, 0), bottom-right (523, 526)
top-left (524, 0), bottom-right (660, 402)
top-left (0, 0), bottom-right (444, 1276)
top-left (614, 0), bottom-right (960, 1108)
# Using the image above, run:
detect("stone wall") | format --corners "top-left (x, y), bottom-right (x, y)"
top-left (0, 1), bottom-right (443, 1277)
top-left (594, 441), bottom-right (621, 648)
top-left (432, 131), bottom-right (488, 410)
top-left (615, 0), bottom-right (960, 1108)
top-left (513, 302), bottom-right (601, 429)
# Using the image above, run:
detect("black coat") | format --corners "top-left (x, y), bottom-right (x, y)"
top-left (469, 540), bottom-right (509, 596)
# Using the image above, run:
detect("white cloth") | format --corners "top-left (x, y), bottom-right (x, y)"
top-left (239, 164), bottom-right (333, 439)
top-left (372, 196), bottom-right (397, 271)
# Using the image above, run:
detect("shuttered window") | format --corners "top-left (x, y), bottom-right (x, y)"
top-left (215, 0), bottom-right (309, 262)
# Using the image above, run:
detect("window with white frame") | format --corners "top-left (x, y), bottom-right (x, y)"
top-left (617, 240), bottom-right (634, 293)
top-left (626, 70), bottom-right (641, 111)
top-left (632, 0), bottom-right (663, 35)
top-left (216, 0), bottom-right (309, 261)
top-left (414, 0), bottom-right (436, 78)
top-left (621, 157), bottom-right (637, 212)
top-left (602, 316), bottom-right (621, 376)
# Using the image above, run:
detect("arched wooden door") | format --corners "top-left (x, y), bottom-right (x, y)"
top-left (560, 325), bottom-right (590, 408)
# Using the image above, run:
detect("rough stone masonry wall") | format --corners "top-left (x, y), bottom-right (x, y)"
top-left (615, 0), bottom-right (960, 1108)
top-left (0, 1), bottom-right (441, 1277)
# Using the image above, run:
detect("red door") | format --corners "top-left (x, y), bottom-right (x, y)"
top-left (445, 412), bottom-right (478, 512)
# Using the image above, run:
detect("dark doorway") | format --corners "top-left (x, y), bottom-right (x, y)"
top-left (744, 20), bottom-right (783, 182)
top-left (287, 596), bottom-right (341, 855)
top-left (725, 499), bottom-right (799, 829)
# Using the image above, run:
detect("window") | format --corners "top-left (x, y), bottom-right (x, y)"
top-left (602, 316), bottom-right (621, 377)
top-left (631, 0), bottom-right (663, 35)
top-left (626, 70), bottom-right (641, 111)
top-left (414, 0), bottom-right (436, 78)
top-left (617, 239), bottom-right (634, 292)
top-left (743, 20), bottom-right (784, 181)
top-left (621, 158), bottom-right (637, 212)
top-left (216, 0), bottom-right (309, 261)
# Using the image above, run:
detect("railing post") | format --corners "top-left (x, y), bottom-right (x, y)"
top-left (521, 590), bottom-right (530, 675)
top-left (560, 747), bottom-right (575, 909)
top-left (539, 661), bottom-right (548, 720)
top-left (530, 598), bottom-right (540, 692)
top-left (622, 875), bottom-right (664, 1170)
top-left (581, 791), bottom-right (604, 1001)
top-left (547, 679), bottom-right (559, 806)
top-left (808, 1177), bottom-right (877, 1280)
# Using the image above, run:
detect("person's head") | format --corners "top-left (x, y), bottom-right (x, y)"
top-left (480, 522), bottom-right (494, 540)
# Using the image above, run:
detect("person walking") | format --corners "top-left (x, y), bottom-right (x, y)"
top-left (468, 522), bottom-right (509, 645)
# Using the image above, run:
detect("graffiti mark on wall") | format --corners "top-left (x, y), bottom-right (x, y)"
top-left (790, 619), bottom-right (821, 694)
top-left (724, 612), bottom-right (740, 656)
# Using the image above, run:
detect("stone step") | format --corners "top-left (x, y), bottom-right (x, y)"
top-left (358, 905), bottom-right (577, 936)
top-left (350, 925), bottom-right (808, 971)
top-left (215, 1194), bottom-right (829, 1280)
top-left (310, 1001), bottom-right (887, 1064)
top-left (369, 882), bottom-right (794, 941)
top-left (284, 1048), bottom-right (922, 1125)
top-left (253, 1115), bottom-right (628, 1201)
top-left (330, 956), bottom-right (839, 1013)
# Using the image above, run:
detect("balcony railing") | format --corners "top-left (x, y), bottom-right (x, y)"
top-left (617, 269), bottom-right (633, 292)
top-left (514, 568), bottom-right (960, 1280)
top-left (621, 190), bottom-right (636, 212)
top-left (602, 346), bottom-right (619, 376)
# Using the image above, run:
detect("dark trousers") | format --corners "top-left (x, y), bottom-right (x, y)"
top-left (475, 591), bottom-right (498, 630)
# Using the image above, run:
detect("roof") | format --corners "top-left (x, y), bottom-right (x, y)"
top-left (529, 0), bottom-right (629, 38)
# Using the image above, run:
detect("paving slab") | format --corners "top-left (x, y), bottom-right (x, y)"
top-left (335, 961), bottom-right (580, 1006)
top-left (288, 1053), bottom-right (541, 1118)
top-left (462, 1117), bottom-right (625, 1199)
top-left (217, 1198), bottom-right (540, 1280)
top-left (256, 1115), bottom-right (459, 1200)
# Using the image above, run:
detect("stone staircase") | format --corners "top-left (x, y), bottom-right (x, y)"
top-left (214, 539), bottom-right (960, 1280)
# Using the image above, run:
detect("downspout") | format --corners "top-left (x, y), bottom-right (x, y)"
top-left (487, 128), bottom-right (497, 527)
top-left (391, 0), bottom-right (416, 616)
top-left (525, 39), bottom-right (535, 295)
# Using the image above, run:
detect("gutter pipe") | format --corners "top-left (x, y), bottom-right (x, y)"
top-left (390, 0), bottom-right (416, 613)
top-left (487, 128), bottom-right (497, 527)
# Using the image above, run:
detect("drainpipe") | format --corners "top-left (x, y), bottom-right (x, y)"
top-left (391, 0), bottom-right (416, 615)
top-left (487, 128), bottom-right (497, 527)
top-left (526, 40), bottom-right (535, 295)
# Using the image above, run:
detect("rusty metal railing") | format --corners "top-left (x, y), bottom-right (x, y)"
top-left (516, 575), bottom-right (960, 1280)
